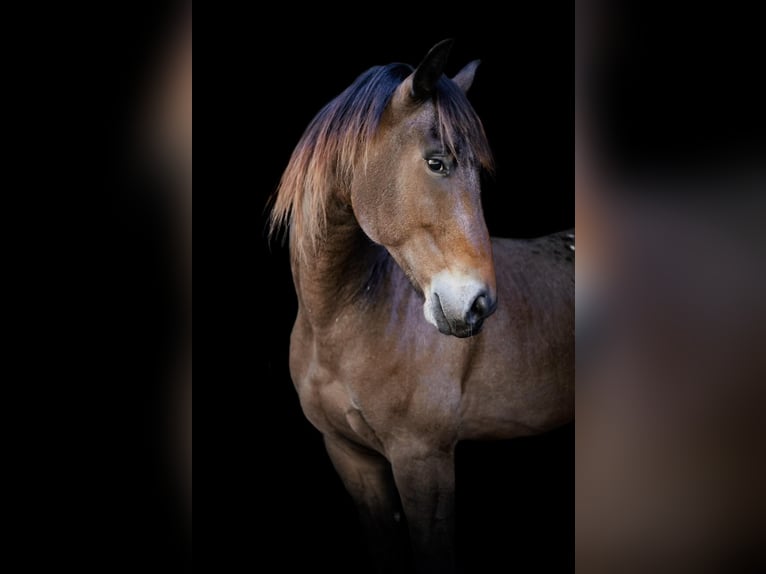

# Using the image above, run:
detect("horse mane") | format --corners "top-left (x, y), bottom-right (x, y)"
top-left (269, 62), bottom-right (494, 262)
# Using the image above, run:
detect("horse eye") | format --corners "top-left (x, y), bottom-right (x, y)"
top-left (426, 158), bottom-right (447, 173)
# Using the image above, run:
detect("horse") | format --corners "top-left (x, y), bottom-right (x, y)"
top-left (270, 39), bottom-right (574, 573)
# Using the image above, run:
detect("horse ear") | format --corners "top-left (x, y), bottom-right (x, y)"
top-left (452, 59), bottom-right (480, 93)
top-left (411, 39), bottom-right (454, 99)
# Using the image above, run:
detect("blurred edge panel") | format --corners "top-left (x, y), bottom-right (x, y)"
top-left (577, 1), bottom-right (766, 572)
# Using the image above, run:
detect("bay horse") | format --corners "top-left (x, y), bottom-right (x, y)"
top-left (270, 40), bottom-right (574, 573)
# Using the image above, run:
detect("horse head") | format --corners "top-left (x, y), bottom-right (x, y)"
top-left (351, 40), bottom-right (497, 337)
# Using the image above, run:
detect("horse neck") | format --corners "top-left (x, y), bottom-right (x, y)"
top-left (291, 192), bottom-right (389, 328)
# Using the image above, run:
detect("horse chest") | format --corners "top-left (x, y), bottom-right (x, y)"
top-left (293, 341), bottom-right (437, 451)
top-left (295, 367), bottom-right (390, 452)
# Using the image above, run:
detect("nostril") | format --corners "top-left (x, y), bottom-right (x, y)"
top-left (468, 292), bottom-right (489, 325)
top-left (471, 295), bottom-right (487, 316)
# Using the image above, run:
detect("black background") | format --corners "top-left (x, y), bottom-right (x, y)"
top-left (229, 14), bottom-right (574, 574)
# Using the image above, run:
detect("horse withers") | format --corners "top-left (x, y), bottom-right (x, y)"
top-left (270, 40), bottom-right (574, 573)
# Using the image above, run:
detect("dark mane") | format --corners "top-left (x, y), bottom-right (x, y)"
top-left (270, 62), bottom-right (493, 261)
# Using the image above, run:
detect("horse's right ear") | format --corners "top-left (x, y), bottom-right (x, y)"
top-left (411, 39), bottom-right (454, 99)
top-left (392, 39), bottom-right (454, 109)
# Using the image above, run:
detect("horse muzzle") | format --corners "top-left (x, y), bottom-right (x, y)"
top-left (423, 272), bottom-right (497, 338)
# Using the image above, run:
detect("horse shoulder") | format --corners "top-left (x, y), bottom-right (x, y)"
top-left (456, 235), bottom-right (574, 438)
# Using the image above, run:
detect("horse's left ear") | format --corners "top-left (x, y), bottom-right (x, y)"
top-left (452, 60), bottom-right (480, 93)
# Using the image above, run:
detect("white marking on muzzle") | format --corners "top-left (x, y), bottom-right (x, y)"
top-left (423, 270), bottom-right (486, 330)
